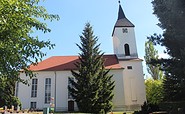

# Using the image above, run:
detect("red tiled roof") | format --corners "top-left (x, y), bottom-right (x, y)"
top-left (29, 54), bottom-right (123, 71)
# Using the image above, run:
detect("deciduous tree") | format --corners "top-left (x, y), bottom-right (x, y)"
top-left (0, 76), bottom-right (21, 108)
top-left (0, 0), bottom-right (59, 82)
top-left (144, 40), bottom-right (163, 80)
top-left (145, 79), bottom-right (163, 105)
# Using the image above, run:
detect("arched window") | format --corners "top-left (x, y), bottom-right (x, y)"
top-left (124, 44), bottom-right (130, 56)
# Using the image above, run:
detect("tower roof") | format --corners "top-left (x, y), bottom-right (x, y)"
top-left (115, 3), bottom-right (134, 27)
top-left (112, 2), bottom-right (135, 36)
top-left (118, 4), bottom-right (126, 20)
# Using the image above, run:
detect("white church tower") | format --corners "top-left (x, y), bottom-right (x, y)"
top-left (112, 1), bottom-right (138, 59)
top-left (112, 1), bottom-right (146, 110)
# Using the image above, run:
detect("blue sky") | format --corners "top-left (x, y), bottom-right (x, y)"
top-left (36, 0), bottom-right (164, 76)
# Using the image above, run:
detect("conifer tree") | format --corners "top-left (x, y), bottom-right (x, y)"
top-left (68, 23), bottom-right (115, 113)
top-left (95, 69), bottom-right (115, 113)
top-left (148, 0), bottom-right (185, 101)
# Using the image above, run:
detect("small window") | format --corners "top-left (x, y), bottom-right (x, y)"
top-left (30, 102), bottom-right (37, 109)
top-left (122, 28), bottom-right (128, 33)
top-left (127, 66), bottom-right (132, 69)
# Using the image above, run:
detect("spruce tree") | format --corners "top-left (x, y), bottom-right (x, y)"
top-left (68, 23), bottom-right (115, 113)
top-left (95, 69), bottom-right (115, 113)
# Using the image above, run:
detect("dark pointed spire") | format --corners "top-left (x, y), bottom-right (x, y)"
top-left (115, 1), bottom-right (134, 27)
top-left (112, 1), bottom-right (135, 36)
top-left (118, 1), bottom-right (126, 20)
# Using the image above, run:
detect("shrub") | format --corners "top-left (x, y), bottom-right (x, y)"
top-left (145, 79), bottom-right (164, 105)
top-left (7, 96), bottom-right (22, 109)
top-left (134, 102), bottom-right (160, 114)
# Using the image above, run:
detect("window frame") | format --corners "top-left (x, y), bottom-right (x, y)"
top-left (31, 79), bottom-right (38, 98)
top-left (30, 102), bottom-right (37, 109)
top-left (124, 44), bottom-right (130, 56)
top-left (127, 66), bottom-right (133, 70)
top-left (45, 78), bottom-right (51, 104)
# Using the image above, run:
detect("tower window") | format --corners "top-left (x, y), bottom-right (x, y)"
top-left (122, 28), bottom-right (128, 33)
top-left (124, 44), bottom-right (130, 56)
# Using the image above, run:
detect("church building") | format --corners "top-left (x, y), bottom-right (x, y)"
top-left (16, 2), bottom-right (146, 112)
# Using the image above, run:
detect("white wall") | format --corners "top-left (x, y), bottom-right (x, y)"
top-left (119, 60), bottom-right (146, 110)
top-left (18, 72), bottom-right (56, 110)
top-left (18, 74), bottom-right (31, 109)
top-left (110, 69), bottom-right (125, 111)
top-left (113, 27), bottom-right (138, 59)
top-left (55, 71), bottom-right (78, 111)
top-left (17, 67), bottom-right (144, 111)
top-left (18, 71), bottom-right (75, 111)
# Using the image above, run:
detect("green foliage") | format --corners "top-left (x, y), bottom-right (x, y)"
top-left (0, 0), bottom-right (59, 82)
top-left (134, 102), bottom-right (152, 114)
top-left (145, 79), bottom-right (164, 105)
top-left (159, 101), bottom-right (185, 112)
top-left (94, 69), bottom-right (115, 113)
top-left (163, 69), bottom-right (185, 101)
top-left (148, 0), bottom-right (185, 101)
top-left (0, 76), bottom-right (21, 108)
top-left (134, 102), bottom-right (159, 114)
top-left (9, 96), bottom-right (22, 109)
top-left (68, 23), bottom-right (115, 113)
top-left (144, 40), bottom-right (163, 80)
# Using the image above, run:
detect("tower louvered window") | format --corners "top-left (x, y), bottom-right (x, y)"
top-left (124, 44), bottom-right (130, 56)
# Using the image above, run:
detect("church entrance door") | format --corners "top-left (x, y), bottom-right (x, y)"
top-left (68, 100), bottom-right (74, 111)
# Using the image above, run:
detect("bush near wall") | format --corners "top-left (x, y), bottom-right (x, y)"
top-left (159, 101), bottom-right (185, 113)
top-left (145, 79), bottom-right (164, 105)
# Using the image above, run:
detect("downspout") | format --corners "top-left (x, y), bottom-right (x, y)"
top-left (54, 71), bottom-right (57, 112)
top-left (15, 81), bottom-right (18, 97)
